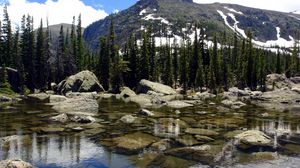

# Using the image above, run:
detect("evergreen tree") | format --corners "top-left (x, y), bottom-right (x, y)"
top-left (245, 30), bottom-right (254, 90)
top-left (275, 48), bottom-right (281, 74)
top-left (237, 39), bottom-right (246, 89)
top-left (56, 25), bottom-right (65, 82)
top-left (221, 31), bottom-right (229, 91)
top-left (1, 5), bottom-right (13, 67)
top-left (257, 49), bottom-right (266, 91)
top-left (0, 21), bottom-right (2, 66)
top-left (13, 27), bottom-right (25, 93)
top-left (97, 37), bottom-right (110, 90)
top-left (180, 40), bottom-right (188, 94)
top-left (140, 30), bottom-right (150, 80)
top-left (76, 14), bottom-right (84, 70)
top-left (172, 39), bottom-right (179, 88)
top-left (35, 19), bottom-right (47, 90)
top-left (127, 34), bottom-right (138, 88)
top-left (189, 25), bottom-right (200, 87)
top-left (45, 18), bottom-right (53, 90)
top-left (150, 34), bottom-right (157, 81)
top-left (211, 34), bottom-right (220, 88)
top-left (70, 16), bottom-right (77, 72)
top-left (232, 31), bottom-right (238, 71)
top-left (21, 15), bottom-right (36, 92)
top-left (164, 42), bottom-right (173, 86)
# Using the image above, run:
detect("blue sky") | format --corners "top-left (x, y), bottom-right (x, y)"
top-left (26, 0), bottom-right (138, 14)
top-left (1, 0), bottom-right (300, 28)
top-left (0, 0), bottom-right (139, 28)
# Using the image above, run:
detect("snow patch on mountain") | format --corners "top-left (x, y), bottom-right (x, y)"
top-left (217, 10), bottom-right (295, 48)
top-left (224, 6), bottom-right (243, 15)
top-left (139, 9), bottom-right (147, 16)
top-left (142, 14), bottom-right (172, 25)
top-left (227, 13), bottom-right (247, 38)
top-left (291, 10), bottom-right (300, 15)
top-left (253, 27), bottom-right (294, 48)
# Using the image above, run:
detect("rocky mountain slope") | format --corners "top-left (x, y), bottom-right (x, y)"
top-left (83, 0), bottom-right (300, 50)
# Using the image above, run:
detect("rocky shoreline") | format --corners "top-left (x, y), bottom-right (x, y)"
top-left (1, 70), bottom-right (300, 167)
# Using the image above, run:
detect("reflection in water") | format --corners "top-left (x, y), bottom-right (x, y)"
top-left (154, 118), bottom-right (180, 138)
top-left (0, 133), bottom-right (132, 167)
top-left (252, 118), bottom-right (300, 136)
top-left (251, 118), bottom-right (300, 147)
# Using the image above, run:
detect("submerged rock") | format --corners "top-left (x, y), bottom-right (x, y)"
top-left (65, 92), bottom-right (99, 99)
top-left (56, 70), bottom-right (104, 94)
top-left (192, 92), bottom-right (216, 100)
top-left (99, 93), bottom-right (114, 99)
top-left (126, 94), bottom-right (152, 107)
top-left (0, 135), bottom-right (31, 144)
top-left (0, 159), bottom-right (34, 168)
top-left (247, 152), bottom-right (279, 162)
top-left (120, 115), bottom-right (137, 124)
top-left (27, 93), bottom-right (50, 102)
top-left (185, 128), bottom-right (219, 137)
top-left (166, 145), bottom-right (222, 165)
top-left (234, 130), bottom-right (273, 150)
top-left (138, 79), bottom-right (177, 95)
top-left (138, 109), bottom-right (154, 116)
top-left (50, 98), bottom-right (99, 115)
top-left (49, 95), bottom-right (67, 103)
top-left (167, 100), bottom-right (193, 109)
top-left (221, 100), bottom-right (246, 109)
top-left (151, 139), bottom-right (172, 151)
top-left (0, 95), bottom-right (12, 103)
top-left (70, 115), bottom-right (96, 123)
top-left (50, 113), bottom-right (69, 123)
top-left (112, 132), bottom-right (159, 154)
top-left (175, 134), bottom-right (200, 146)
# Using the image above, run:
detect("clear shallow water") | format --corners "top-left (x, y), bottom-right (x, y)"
top-left (0, 98), bottom-right (300, 167)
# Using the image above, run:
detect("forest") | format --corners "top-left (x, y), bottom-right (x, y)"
top-left (0, 5), bottom-right (300, 95)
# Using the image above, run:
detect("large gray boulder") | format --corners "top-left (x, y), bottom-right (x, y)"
top-left (56, 70), bottom-right (104, 94)
top-left (0, 159), bottom-right (34, 168)
top-left (0, 67), bottom-right (21, 93)
top-left (234, 130), bottom-right (273, 150)
top-left (0, 95), bottom-right (12, 103)
top-left (138, 80), bottom-right (176, 95)
top-left (120, 87), bottom-right (136, 99)
top-left (266, 74), bottom-right (292, 91)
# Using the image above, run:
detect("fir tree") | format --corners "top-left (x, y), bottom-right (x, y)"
top-left (56, 25), bottom-right (65, 82)
top-left (127, 34), bottom-right (138, 88)
top-left (275, 48), bottom-right (281, 74)
top-left (13, 27), bottom-right (25, 93)
top-left (164, 42), bottom-right (173, 86)
top-left (98, 37), bottom-right (110, 90)
top-left (35, 19), bottom-right (46, 90)
top-left (140, 30), bottom-right (150, 80)
top-left (180, 40), bottom-right (188, 94)
top-left (76, 14), bottom-right (84, 70)
top-left (172, 39), bottom-right (179, 88)
top-left (1, 5), bottom-right (13, 67)
top-left (189, 24), bottom-right (200, 87)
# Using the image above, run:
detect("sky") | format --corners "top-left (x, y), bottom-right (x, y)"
top-left (0, 0), bottom-right (299, 28)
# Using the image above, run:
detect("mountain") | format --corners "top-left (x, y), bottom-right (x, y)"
top-left (83, 0), bottom-right (300, 50)
top-left (47, 23), bottom-right (85, 48)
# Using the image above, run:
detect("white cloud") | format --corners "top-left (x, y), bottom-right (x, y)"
top-left (193, 0), bottom-right (300, 13)
top-left (0, 0), bottom-right (108, 28)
